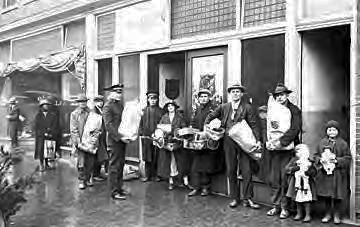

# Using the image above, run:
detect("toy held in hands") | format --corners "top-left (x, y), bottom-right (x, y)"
top-left (320, 147), bottom-right (336, 175)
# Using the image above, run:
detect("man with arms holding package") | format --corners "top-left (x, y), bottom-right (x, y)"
top-left (204, 83), bottom-right (261, 209)
top-left (266, 83), bottom-right (302, 219)
top-left (103, 84), bottom-right (131, 200)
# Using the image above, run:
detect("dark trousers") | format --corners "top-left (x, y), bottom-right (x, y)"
top-left (77, 151), bottom-right (95, 182)
top-left (108, 142), bottom-right (126, 194)
top-left (93, 159), bottom-right (102, 177)
top-left (223, 136), bottom-right (254, 200)
top-left (192, 172), bottom-right (211, 189)
top-left (9, 126), bottom-right (18, 148)
top-left (268, 150), bottom-right (293, 209)
top-left (144, 147), bottom-right (159, 179)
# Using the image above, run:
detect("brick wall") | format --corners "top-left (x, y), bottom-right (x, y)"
top-left (171, 0), bottom-right (236, 39)
top-left (243, 0), bottom-right (286, 27)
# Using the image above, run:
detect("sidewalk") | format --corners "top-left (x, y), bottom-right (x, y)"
top-left (9, 150), bottom-right (354, 227)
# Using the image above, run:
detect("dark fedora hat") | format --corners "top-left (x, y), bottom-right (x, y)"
top-left (272, 83), bottom-right (292, 95)
top-left (103, 83), bottom-right (124, 93)
top-left (197, 89), bottom-right (212, 96)
top-left (227, 82), bottom-right (246, 93)
top-left (74, 94), bottom-right (88, 102)
top-left (164, 100), bottom-right (179, 110)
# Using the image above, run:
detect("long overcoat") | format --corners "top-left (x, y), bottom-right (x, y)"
top-left (70, 107), bottom-right (89, 148)
top-left (94, 106), bottom-right (108, 163)
top-left (314, 136), bottom-right (351, 200)
top-left (34, 110), bottom-right (60, 160)
top-left (190, 102), bottom-right (222, 173)
top-left (157, 111), bottom-right (188, 178)
top-left (7, 105), bottom-right (20, 141)
top-left (138, 106), bottom-right (163, 162)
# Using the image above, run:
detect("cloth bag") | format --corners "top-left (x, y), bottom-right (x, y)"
top-left (228, 120), bottom-right (262, 160)
top-left (266, 95), bottom-right (294, 150)
top-left (79, 112), bottom-right (102, 154)
top-left (118, 100), bottom-right (142, 141)
top-left (44, 139), bottom-right (56, 159)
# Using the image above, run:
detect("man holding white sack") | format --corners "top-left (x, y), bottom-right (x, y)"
top-left (103, 84), bottom-right (130, 200)
top-left (204, 83), bottom-right (261, 209)
top-left (266, 83), bottom-right (302, 219)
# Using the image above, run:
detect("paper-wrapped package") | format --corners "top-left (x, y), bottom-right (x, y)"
top-left (266, 96), bottom-right (294, 150)
top-left (228, 120), bottom-right (262, 160)
top-left (320, 149), bottom-right (336, 175)
top-left (80, 112), bottom-right (102, 154)
top-left (118, 100), bottom-right (142, 141)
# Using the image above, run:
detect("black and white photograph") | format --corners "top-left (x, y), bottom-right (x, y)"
top-left (0, 0), bottom-right (358, 226)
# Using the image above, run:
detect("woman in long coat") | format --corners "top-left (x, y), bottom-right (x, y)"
top-left (138, 91), bottom-right (163, 182)
top-left (157, 100), bottom-right (187, 190)
top-left (314, 120), bottom-right (351, 224)
top-left (34, 99), bottom-right (60, 171)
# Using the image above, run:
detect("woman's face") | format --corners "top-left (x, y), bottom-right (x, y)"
top-left (167, 104), bottom-right (175, 113)
top-left (326, 127), bottom-right (339, 138)
top-left (42, 104), bottom-right (49, 111)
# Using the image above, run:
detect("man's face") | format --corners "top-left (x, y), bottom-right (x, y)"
top-left (148, 96), bottom-right (158, 106)
top-left (78, 101), bottom-right (88, 108)
top-left (95, 101), bottom-right (104, 108)
top-left (230, 89), bottom-right (242, 102)
top-left (199, 93), bottom-right (210, 104)
top-left (275, 92), bottom-right (288, 105)
top-left (42, 104), bottom-right (50, 111)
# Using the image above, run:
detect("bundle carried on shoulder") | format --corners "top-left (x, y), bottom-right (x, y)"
top-left (118, 100), bottom-right (142, 141)
top-left (79, 112), bottom-right (102, 154)
top-left (266, 95), bottom-right (294, 150)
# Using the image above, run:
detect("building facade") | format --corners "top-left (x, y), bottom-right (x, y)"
top-left (0, 0), bottom-right (359, 223)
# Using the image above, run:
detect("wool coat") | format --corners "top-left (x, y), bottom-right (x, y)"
top-left (314, 136), bottom-right (351, 200)
top-left (34, 110), bottom-right (60, 160)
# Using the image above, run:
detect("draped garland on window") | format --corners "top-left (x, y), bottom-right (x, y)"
top-left (0, 45), bottom-right (86, 89)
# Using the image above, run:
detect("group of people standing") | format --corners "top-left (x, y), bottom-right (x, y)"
top-left (30, 81), bottom-right (351, 225)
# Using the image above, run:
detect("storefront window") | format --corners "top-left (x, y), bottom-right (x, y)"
top-left (299, 0), bottom-right (353, 20)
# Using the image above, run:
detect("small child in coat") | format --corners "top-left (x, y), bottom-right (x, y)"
top-left (314, 120), bottom-right (351, 225)
top-left (285, 144), bottom-right (317, 223)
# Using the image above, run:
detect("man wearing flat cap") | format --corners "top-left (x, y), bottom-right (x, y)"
top-left (138, 90), bottom-right (163, 182)
top-left (266, 83), bottom-right (302, 219)
top-left (188, 89), bottom-right (219, 197)
top-left (70, 94), bottom-right (92, 190)
top-left (92, 95), bottom-right (108, 182)
top-left (205, 83), bottom-right (261, 209)
top-left (103, 84), bottom-right (130, 200)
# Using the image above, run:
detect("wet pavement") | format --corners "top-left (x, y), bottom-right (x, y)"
top-left (8, 150), bottom-right (352, 227)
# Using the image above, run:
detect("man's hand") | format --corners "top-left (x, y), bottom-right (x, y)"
top-left (121, 137), bottom-right (131, 144)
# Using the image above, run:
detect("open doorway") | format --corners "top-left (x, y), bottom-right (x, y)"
top-left (301, 25), bottom-right (350, 215)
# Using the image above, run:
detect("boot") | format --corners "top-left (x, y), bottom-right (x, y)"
top-left (303, 203), bottom-right (312, 223)
top-left (333, 212), bottom-right (341, 225)
top-left (293, 203), bottom-right (303, 221)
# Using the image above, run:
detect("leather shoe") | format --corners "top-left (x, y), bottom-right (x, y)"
top-left (267, 207), bottom-right (280, 216)
top-left (279, 209), bottom-right (290, 219)
top-left (153, 177), bottom-right (161, 182)
top-left (140, 177), bottom-right (149, 182)
top-left (334, 213), bottom-right (341, 225)
top-left (243, 199), bottom-right (260, 209)
top-left (93, 176), bottom-right (106, 182)
top-left (303, 215), bottom-right (311, 223)
top-left (168, 184), bottom-right (174, 190)
top-left (201, 188), bottom-right (210, 196)
top-left (112, 192), bottom-right (126, 200)
top-left (78, 182), bottom-right (86, 190)
top-left (321, 213), bottom-right (332, 223)
top-left (228, 200), bottom-right (238, 208)
top-left (188, 189), bottom-right (200, 197)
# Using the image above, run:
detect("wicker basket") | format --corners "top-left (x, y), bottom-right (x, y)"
top-left (204, 125), bottom-right (225, 141)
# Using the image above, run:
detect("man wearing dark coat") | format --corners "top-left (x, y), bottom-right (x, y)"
top-left (138, 91), bottom-right (163, 182)
top-left (92, 95), bottom-right (108, 182)
top-left (266, 83), bottom-right (302, 219)
top-left (103, 84), bottom-right (131, 200)
top-left (34, 98), bottom-right (60, 171)
top-left (6, 97), bottom-right (20, 148)
top-left (188, 89), bottom-right (218, 197)
top-left (204, 83), bottom-right (261, 209)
